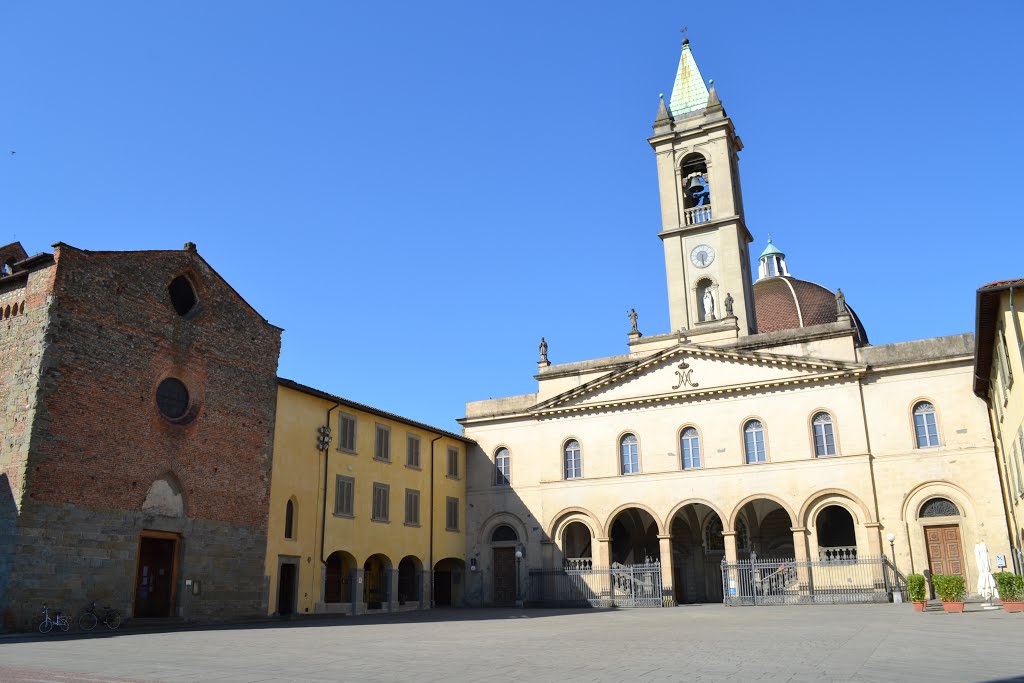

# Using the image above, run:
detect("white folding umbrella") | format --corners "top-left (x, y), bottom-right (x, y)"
top-left (976, 541), bottom-right (998, 600)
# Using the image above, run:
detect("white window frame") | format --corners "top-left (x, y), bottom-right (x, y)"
top-left (812, 412), bottom-right (837, 457)
top-left (494, 448), bottom-right (511, 486)
top-left (913, 402), bottom-right (940, 448)
top-left (680, 427), bottom-right (701, 470)
top-left (744, 420), bottom-right (767, 464)
top-left (620, 434), bottom-right (640, 475)
top-left (564, 440), bottom-right (582, 480)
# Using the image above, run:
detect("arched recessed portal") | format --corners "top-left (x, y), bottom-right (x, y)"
top-left (490, 524), bottom-right (520, 606)
top-left (610, 508), bottom-right (660, 565)
top-left (433, 557), bottom-right (466, 607)
top-left (324, 551), bottom-right (356, 603)
top-left (363, 554), bottom-right (392, 609)
top-left (562, 521), bottom-right (592, 566)
top-left (815, 506), bottom-right (857, 561)
top-left (734, 499), bottom-right (794, 557)
top-left (670, 503), bottom-right (724, 603)
top-left (397, 556), bottom-right (423, 605)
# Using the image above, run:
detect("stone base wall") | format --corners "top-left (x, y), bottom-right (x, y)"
top-left (2, 501), bottom-right (268, 631)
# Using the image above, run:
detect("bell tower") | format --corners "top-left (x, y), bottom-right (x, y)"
top-left (648, 38), bottom-right (756, 336)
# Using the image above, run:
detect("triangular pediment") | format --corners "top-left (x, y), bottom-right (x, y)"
top-left (531, 344), bottom-right (864, 416)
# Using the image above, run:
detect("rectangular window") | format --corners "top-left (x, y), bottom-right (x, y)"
top-left (745, 430), bottom-right (766, 463)
top-left (334, 475), bottom-right (354, 517)
top-left (338, 413), bottom-right (357, 452)
top-left (446, 497), bottom-right (459, 531)
top-left (404, 488), bottom-right (420, 525)
top-left (372, 482), bottom-right (389, 521)
top-left (1018, 428), bottom-right (1024, 498)
top-left (406, 434), bottom-right (421, 468)
top-left (447, 446), bottom-right (459, 478)
top-left (374, 424), bottom-right (391, 462)
top-left (494, 449), bottom-right (511, 486)
top-left (999, 323), bottom-right (1014, 390)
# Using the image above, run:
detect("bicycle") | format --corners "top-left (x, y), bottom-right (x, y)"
top-left (78, 600), bottom-right (121, 631)
top-left (38, 604), bottom-right (70, 634)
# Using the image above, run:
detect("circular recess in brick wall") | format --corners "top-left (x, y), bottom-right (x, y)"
top-left (156, 378), bottom-right (190, 420)
top-left (168, 275), bottom-right (198, 317)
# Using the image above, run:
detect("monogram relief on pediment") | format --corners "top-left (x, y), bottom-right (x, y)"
top-left (671, 359), bottom-right (699, 390)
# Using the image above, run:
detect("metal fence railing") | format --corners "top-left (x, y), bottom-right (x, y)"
top-left (722, 553), bottom-right (907, 606)
top-left (529, 560), bottom-right (664, 608)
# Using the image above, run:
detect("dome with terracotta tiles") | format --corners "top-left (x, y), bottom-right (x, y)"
top-left (752, 240), bottom-right (869, 346)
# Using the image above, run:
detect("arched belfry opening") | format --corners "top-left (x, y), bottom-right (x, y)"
top-left (681, 154), bottom-right (710, 208)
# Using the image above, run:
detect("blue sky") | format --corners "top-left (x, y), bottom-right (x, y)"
top-left (3, 2), bottom-right (1022, 432)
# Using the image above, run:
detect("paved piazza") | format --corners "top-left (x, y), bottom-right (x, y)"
top-left (1, 605), bottom-right (1022, 682)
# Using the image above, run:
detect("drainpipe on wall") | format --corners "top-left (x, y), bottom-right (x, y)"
top-left (429, 435), bottom-right (442, 606)
top-left (319, 402), bottom-right (342, 572)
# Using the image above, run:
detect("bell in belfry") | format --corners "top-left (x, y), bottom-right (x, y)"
top-left (685, 175), bottom-right (706, 198)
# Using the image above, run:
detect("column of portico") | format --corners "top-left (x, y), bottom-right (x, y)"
top-left (791, 527), bottom-right (812, 593)
top-left (657, 534), bottom-right (675, 606)
top-left (864, 522), bottom-right (883, 556)
top-left (595, 536), bottom-right (613, 606)
top-left (721, 531), bottom-right (738, 603)
top-left (595, 537), bottom-right (612, 567)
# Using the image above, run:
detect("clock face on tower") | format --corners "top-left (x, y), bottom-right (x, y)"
top-left (690, 244), bottom-right (715, 268)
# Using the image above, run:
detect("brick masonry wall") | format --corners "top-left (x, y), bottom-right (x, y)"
top-left (3, 244), bottom-right (281, 629)
top-left (0, 262), bottom-right (58, 627)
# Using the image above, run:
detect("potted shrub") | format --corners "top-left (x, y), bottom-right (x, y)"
top-left (908, 573), bottom-right (928, 612)
top-left (932, 574), bottom-right (966, 613)
top-left (994, 572), bottom-right (1024, 613)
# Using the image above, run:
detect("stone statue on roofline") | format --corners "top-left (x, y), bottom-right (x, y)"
top-left (724, 292), bottom-right (734, 317)
top-left (628, 308), bottom-right (639, 334)
top-left (538, 337), bottom-right (548, 363)
top-left (836, 288), bottom-right (848, 316)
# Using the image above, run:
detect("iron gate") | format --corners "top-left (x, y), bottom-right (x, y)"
top-left (721, 552), bottom-right (903, 605)
top-left (529, 559), bottom-right (664, 608)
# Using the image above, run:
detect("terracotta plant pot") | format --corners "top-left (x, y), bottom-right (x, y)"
top-left (1002, 601), bottom-right (1024, 613)
top-left (941, 601), bottom-right (965, 613)
top-left (912, 601), bottom-right (927, 612)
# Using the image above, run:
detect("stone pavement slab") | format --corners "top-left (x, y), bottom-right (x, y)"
top-left (0, 605), bottom-right (1022, 682)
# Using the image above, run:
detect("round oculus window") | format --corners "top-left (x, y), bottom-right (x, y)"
top-left (156, 378), bottom-right (190, 420)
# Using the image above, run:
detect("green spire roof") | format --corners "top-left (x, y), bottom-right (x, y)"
top-left (759, 239), bottom-right (785, 260)
top-left (669, 39), bottom-right (710, 117)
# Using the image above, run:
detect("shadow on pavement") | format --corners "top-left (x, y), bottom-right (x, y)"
top-left (0, 606), bottom-right (614, 644)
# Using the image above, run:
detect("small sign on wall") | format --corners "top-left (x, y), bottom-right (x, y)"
top-left (996, 554), bottom-right (1007, 569)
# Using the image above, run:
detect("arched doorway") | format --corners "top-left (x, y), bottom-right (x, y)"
top-left (363, 554), bottom-right (392, 609)
top-left (397, 556), bottom-right (423, 606)
top-left (734, 499), bottom-right (794, 557)
top-left (669, 503), bottom-right (724, 603)
top-left (609, 508), bottom-right (660, 564)
top-left (815, 506), bottom-right (857, 561)
top-left (324, 551), bottom-right (356, 604)
top-left (919, 497), bottom-right (965, 578)
top-left (562, 521), bottom-right (592, 567)
top-left (433, 557), bottom-right (465, 606)
top-left (490, 524), bottom-right (520, 606)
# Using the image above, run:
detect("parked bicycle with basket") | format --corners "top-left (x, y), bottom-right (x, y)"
top-left (38, 604), bottom-right (70, 634)
top-left (78, 600), bottom-right (121, 631)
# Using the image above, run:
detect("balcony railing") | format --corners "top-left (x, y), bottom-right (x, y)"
top-left (819, 546), bottom-right (857, 563)
top-left (684, 205), bottom-right (712, 225)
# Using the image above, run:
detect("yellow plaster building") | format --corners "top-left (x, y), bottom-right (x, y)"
top-left (265, 378), bottom-right (470, 616)
top-left (974, 279), bottom-right (1024, 573)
